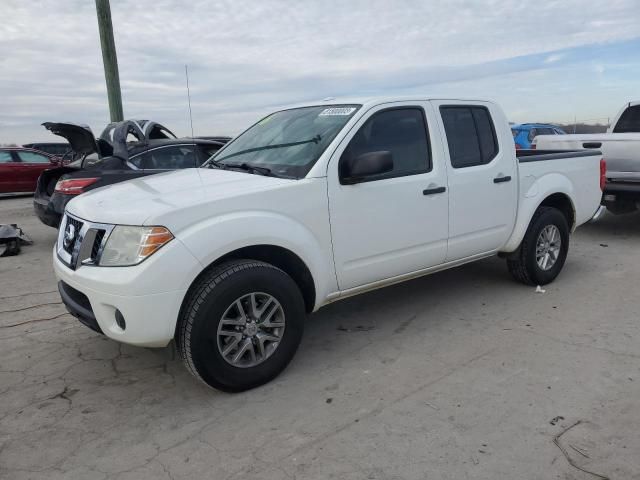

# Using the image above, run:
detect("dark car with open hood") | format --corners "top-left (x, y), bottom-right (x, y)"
top-left (34, 120), bottom-right (228, 227)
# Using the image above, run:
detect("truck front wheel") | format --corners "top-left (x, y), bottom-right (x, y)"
top-left (507, 207), bottom-right (569, 286)
top-left (176, 260), bottom-right (305, 392)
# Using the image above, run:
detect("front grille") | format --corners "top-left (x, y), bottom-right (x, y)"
top-left (91, 230), bottom-right (105, 259)
top-left (63, 216), bottom-right (84, 254)
top-left (57, 214), bottom-right (113, 270)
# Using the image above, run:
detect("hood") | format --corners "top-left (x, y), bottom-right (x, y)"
top-left (65, 168), bottom-right (292, 227)
top-left (42, 122), bottom-right (98, 156)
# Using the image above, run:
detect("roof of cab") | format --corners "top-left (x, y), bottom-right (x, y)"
top-left (281, 95), bottom-right (495, 111)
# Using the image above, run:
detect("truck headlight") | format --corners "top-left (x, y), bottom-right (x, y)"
top-left (99, 226), bottom-right (174, 266)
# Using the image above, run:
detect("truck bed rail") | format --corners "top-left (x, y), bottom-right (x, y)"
top-left (517, 149), bottom-right (602, 163)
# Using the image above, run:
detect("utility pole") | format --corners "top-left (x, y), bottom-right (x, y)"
top-left (95, 0), bottom-right (123, 122)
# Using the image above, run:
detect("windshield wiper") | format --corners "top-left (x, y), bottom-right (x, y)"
top-left (205, 159), bottom-right (226, 169)
top-left (223, 162), bottom-right (273, 176)
top-left (215, 135), bottom-right (321, 163)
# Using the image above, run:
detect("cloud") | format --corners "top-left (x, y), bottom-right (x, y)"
top-left (544, 53), bottom-right (565, 63)
top-left (1, 0), bottom-right (640, 144)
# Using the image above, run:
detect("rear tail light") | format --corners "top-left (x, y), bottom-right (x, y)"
top-left (514, 143), bottom-right (523, 150)
top-left (600, 158), bottom-right (607, 191)
top-left (530, 143), bottom-right (536, 150)
top-left (54, 178), bottom-right (99, 195)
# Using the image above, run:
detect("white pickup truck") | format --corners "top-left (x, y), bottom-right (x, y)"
top-left (54, 96), bottom-right (604, 391)
top-left (534, 101), bottom-right (640, 214)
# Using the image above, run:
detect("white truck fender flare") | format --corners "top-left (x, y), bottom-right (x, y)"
top-left (502, 173), bottom-right (575, 253)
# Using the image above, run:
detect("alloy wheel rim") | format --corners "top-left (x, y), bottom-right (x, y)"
top-left (536, 225), bottom-right (561, 271)
top-left (216, 292), bottom-right (286, 368)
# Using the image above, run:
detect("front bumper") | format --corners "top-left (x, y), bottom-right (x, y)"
top-left (53, 236), bottom-right (202, 347)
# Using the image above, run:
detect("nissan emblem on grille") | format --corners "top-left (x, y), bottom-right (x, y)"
top-left (63, 222), bottom-right (76, 249)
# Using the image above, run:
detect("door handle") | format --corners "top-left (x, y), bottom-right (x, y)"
top-left (583, 142), bottom-right (602, 149)
top-left (423, 186), bottom-right (446, 195)
top-left (493, 175), bottom-right (512, 184)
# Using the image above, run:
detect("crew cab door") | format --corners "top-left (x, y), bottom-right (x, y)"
top-left (432, 101), bottom-right (517, 260)
top-left (327, 102), bottom-right (449, 290)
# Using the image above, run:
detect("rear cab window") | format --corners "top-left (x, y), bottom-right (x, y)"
top-left (613, 105), bottom-right (640, 133)
top-left (440, 105), bottom-right (499, 168)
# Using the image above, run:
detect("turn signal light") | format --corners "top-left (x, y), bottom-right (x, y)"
top-left (54, 178), bottom-right (99, 195)
top-left (138, 227), bottom-right (175, 258)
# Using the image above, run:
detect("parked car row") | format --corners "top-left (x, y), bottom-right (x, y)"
top-left (533, 101), bottom-right (640, 215)
top-left (52, 96), bottom-right (604, 392)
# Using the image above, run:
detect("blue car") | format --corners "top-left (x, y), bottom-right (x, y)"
top-left (511, 123), bottom-right (566, 150)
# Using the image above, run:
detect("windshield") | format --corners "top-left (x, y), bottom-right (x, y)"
top-left (203, 104), bottom-right (361, 178)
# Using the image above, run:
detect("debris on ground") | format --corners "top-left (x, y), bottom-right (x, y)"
top-left (535, 285), bottom-right (546, 293)
top-left (0, 224), bottom-right (33, 257)
top-left (550, 415), bottom-right (565, 425)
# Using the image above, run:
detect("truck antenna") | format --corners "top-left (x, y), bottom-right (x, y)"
top-left (185, 64), bottom-right (195, 138)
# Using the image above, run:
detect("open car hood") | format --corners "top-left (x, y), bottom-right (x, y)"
top-left (42, 122), bottom-right (98, 157)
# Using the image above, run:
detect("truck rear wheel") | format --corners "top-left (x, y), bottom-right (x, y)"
top-left (507, 207), bottom-right (569, 286)
top-left (176, 260), bottom-right (305, 392)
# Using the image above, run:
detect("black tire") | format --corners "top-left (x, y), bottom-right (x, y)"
top-left (507, 207), bottom-right (569, 286)
top-left (176, 260), bottom-right (305, 392)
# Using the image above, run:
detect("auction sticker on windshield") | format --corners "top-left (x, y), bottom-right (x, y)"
top-left (319, 107), bottom-right (357, 116)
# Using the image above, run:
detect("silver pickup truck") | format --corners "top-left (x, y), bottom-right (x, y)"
top-left (534, 101), bottom-right (640, 214)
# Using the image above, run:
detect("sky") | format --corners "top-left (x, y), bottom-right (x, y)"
top-left (1, 0), bottom-right (640, 145)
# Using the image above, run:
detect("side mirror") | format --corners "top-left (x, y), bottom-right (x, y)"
top-left (340, 151), bottom-right (393, 184)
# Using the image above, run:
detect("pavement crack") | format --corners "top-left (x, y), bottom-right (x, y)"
top-left (0, 312), bottom-right (70, 329)
top-left (553, 420), bottom-right (610, 480)
top-left (0, 290), bottom-right (57, 300)
top-left (0, 301), bottom-right (62, 314)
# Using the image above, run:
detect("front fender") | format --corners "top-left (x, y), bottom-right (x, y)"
top-left (501, 173), bottom-right (575, 252)
top-left (176, 211), bottom-right (336, 309)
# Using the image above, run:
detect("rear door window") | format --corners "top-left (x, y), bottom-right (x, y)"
top-left (440, 106), bottom-right (499, 168)
top-left (17, 151), bottom-right (50, 163)
top-left (613, 105), bottom-right (640, 133)
top-left (131, 145), bottom-right (197, 170)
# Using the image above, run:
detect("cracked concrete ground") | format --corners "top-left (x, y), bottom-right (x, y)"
top-left (1, 195), bottom-right (639, 480)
